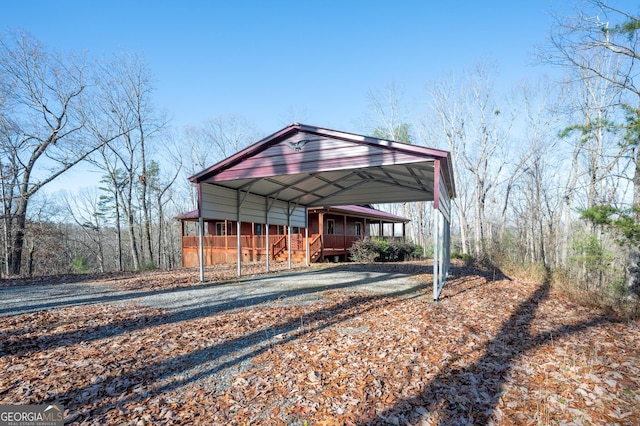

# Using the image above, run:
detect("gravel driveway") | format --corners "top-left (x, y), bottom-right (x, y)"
top-left (0, 265), bottom-right (426, 317)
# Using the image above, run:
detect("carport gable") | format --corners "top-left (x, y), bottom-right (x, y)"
top-left (190, 123), bottom-right (455, 210)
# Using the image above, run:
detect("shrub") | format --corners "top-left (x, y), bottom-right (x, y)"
top-left (451, 251), bottom-right (473, 266)
top-left (348, 238), bottom-right (380, 262)
top-left (71, 254), bottom-right (90, 274)
top-left (348, 238), bottom-right (421, 262)
top-left (568, 231), bottom-right (617, 292)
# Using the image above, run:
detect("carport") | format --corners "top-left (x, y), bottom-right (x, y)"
top-left (189, 123), bottom-right (456, 300)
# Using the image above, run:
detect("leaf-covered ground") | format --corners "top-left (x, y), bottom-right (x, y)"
top-left (1, 263), bottom-right (639, 425)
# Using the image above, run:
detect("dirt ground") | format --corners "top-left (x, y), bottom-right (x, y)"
top-left (1, 261), bottom-right (639, 425)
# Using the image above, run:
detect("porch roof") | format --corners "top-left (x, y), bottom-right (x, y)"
top-left (309, 205), bottom-right (409, 223)
top-left (176, 204), bottom-right (409, 223)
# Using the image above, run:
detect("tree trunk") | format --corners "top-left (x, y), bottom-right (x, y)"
top-left (457, 203), bottom-right (469, 255)
top-left (1, 210), bottom-right (10, 278)
top-left (473, 181), bottom-right (486, 259)
top-left (628, 153), bottom-right (640, 299)
top-left (140, 132), bottom-right (153, 267)
top-left (27, 239), bottom-right (35, 277)
top-left (114, 189), bottom-right (123, 272)
top-left (8, 199), bottom-right (28, 276)
top-left (127, 211), bottom-right (140, 270)
top-left (156, 194), bottom-right (164, 269)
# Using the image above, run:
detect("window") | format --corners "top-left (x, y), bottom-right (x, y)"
top-left (327, 219), bottom-right (335, 235)
top-left (277, 225), bottom-right (285, 235)
top-left (292, 226), bottom-right (300, 234)
top-left (255, 224), bottom-right (262, 235)
top-left (355, 222), bottom-right (362, 236)
top-left (215, 222), bottom-right (226, 236)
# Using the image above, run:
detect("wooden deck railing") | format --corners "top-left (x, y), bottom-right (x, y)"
top-left (322, 235), bottom-right (359, 251)
top-left (183, 235), bottom-right (288, 249)
top-left (183, 233), bottom-right (364, 259)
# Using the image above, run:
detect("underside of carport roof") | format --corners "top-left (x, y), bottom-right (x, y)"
top-left (189, 123), bottom-right (456, 300)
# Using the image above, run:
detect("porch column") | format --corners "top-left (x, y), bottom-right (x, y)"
top-left (343, 215), bottom-right (347, 252)
top-left (181, 220), bottom-right (186, 268)
top-left (251, 223), bottom-right (254, 263)
top-left (319, 212), bottom-right (324, 261)
top-left (224, 220), bottom-right (228, 251)
top-left (305, 226), bottom-right (309, 266)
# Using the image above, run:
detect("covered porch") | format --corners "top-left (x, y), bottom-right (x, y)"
top-left (177, 205), bottom-right (410, 266)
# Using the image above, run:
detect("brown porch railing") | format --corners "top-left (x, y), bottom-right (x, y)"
top-left (183, 233), bottom-right (365, 263)
top-left (322, 235), bottom-right (359, 251)
top-left (183, 235), bottom-right (283, 249)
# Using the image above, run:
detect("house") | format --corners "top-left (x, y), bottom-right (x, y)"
top-left (177, 204), bottom-right (409, 267)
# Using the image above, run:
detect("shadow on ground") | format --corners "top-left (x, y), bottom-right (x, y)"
top-left (2, 263), bottom-right (618, 423)
top-left (366, 277), bottom-right (618, 425)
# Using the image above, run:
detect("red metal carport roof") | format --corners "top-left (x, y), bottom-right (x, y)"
top-left (190, 123), bottom-right (455, 212)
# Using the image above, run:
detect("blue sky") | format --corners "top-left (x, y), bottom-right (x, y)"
top-left (1, 0), bottom-right (576, 135)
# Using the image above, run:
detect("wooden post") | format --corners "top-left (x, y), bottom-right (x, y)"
top-left (319, 212), bottom-right (324, 262)
top-left (251, 222), bottom-right (255, 262)
top-left (224, 220), bottom-right (228, 250)
top-left (343, 215), bottom-right (347, 252)
top-left (181, 220), bottom-right (186, 268)
top-left (305, 226), bottom-right (309, 266)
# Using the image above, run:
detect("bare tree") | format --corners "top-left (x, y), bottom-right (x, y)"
top-left (0, 31), bottom-right (115, 276)
top-left (60, 188), bottom-right (110, 272)
top-left (83, 52), bottom-right (167, 270)
top-left (182, 114), bottom-right (259, 207)
top-left (118, 53), bottom-right (166, 268)
top-left (545, 0), bottom-right (640, 297)
top-left (464, 62), bottom-right (516, 259)
top-left (366, 82), bottom-right (412, 141)
top-left (201, 114), bottom-right (260, 161)
top-left (427, 75), bottom-right (472, 255)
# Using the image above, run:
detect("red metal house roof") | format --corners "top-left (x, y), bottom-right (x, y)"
top-left (176, 205), bottom-right (409, 223)
top-left (309, 205), bottom-right (409, 223)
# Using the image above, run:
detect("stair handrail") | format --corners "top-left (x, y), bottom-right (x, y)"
top-left (272, 235), bottom-right (287, 259)
top-left (309, 234), bottom-right (322, 262)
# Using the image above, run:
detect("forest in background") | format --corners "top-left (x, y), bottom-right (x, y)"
top-left (1, 1), bottom-right (639, 315)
